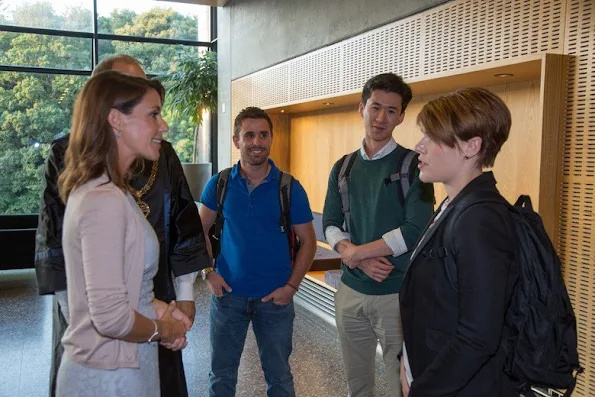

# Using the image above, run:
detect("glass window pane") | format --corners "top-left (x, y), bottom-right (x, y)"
top-left (162, 99), bottom-right (196, 164)
top-left (0, 0), bottom-right (93, 32)
top-left (0, 31), bottom-right (92, 70)
top-left (0, 72), bottom-right (86, 215)
top-left (159, 47), bottom-right (212, 164)
top-left (97, 1), bottom-right (210, 42)
top-left (98, 40), bottom-right (202, 75)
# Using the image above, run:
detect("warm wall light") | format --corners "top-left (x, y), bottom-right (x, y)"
top-left (322, 102), bottom-right (334, 106)
top-left (280, 109), bottom-right (285, 113)
top-left (494, 73), bottom-right (514, 78)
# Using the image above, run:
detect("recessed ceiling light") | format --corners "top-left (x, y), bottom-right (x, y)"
top-left (323, 102), bottom-right (334, 106)
top-left (494, 73), bottom-right (514, 78)
top-left (280, 109), bottom-right (285, 113)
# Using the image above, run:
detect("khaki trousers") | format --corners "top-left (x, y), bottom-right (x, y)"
top-left (334, 282), bottom-right (403, 397)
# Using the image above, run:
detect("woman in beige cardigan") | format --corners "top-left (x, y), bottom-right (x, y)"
top-left (56, 71), bottom-right (189, 397)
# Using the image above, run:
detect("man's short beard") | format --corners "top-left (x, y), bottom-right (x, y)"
top-left (242, 152), bottom-right (268, 166)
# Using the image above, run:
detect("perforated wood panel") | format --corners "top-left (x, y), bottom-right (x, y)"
top-left (559, 0), bottom-right (595, 395)
top-left (230, 77), bottom-right (252, 165)
top-left (252, 63), bottom-right (289, 108)
top-left (343, 18), bottom-right (422, 91)
top-left (290, 46), bottom-right (342, 102)
top-left (423, 0), bottom-right (564, 74)
top-left (231, 0), bottom-right (566, 122)
top-left (231, 77), bottom-right (252, 122)
top-left (558, 182), bottom-right (594, 397)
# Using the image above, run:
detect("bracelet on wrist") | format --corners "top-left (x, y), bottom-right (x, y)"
top-left (286, 282), bottom-right (299, 292)
top-left (148, 320), bottom-right (159, 343)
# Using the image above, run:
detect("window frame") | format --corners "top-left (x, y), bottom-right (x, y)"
top-left (0, 2), bottom-right (213, 75)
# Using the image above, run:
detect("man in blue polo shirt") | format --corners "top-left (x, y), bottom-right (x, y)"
top-left (199, 106), bottom-right (317, 397)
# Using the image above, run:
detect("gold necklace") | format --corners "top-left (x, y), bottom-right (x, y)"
top-left (129, 160), bottom-right (159, 218)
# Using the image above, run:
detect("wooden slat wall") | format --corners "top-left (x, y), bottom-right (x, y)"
top-left (559, 1), bottom-right (595, 395)
top-left (268, 113), bottom-right (290, 172)
top-left (289, 108), bottom-right (361, 213)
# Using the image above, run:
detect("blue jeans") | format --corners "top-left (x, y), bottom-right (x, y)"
top-left (208, 294), bottom-right (296, 397)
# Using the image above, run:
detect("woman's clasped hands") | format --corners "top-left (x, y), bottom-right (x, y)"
top-left (153, 300), bottom-right (191, 351)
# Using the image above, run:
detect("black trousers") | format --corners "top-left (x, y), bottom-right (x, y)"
top-left (49, 296), bottom-right (189, 397)
top-left (49, 297), bottom-right (67, 397)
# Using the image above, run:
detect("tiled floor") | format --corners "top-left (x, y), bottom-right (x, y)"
top-left (0, 269), bottom-right (392, 397)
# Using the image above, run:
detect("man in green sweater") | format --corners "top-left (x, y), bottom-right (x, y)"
top-left (322, 73), bottom-right (434, 397)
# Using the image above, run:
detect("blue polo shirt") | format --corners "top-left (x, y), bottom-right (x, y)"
top-left (201, 160), bottom-right (313, 297)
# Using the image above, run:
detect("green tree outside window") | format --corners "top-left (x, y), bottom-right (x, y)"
top-left (0, 1), bottom-right (204, 214)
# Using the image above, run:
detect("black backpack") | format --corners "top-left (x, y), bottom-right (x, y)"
top-left (443, 191), bottom-right (582, 396)
top-left (208, 168), bottom-right (300, 264)
top-left (336, 149), bottom-right (419, 233)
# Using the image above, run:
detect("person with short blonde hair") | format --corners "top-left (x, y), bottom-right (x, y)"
top-left (399, 87), bottom-right (518, 396)
top-left (415, 87), bottom-right (511, 168)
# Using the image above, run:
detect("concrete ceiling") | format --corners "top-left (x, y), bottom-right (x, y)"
top-left (158, 0), bottom-right (230, 6)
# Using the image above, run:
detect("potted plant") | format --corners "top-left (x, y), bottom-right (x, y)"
top-left (161, 49), bottom-right (217, 200)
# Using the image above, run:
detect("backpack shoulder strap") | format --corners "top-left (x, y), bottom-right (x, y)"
top-left (278, 171), bottom-right (294, 233)
top-left (397, 149), bottom-right (420, 205)
top-left (215, 168), bottom-right (232, 214)
top-left (337, 150), bottom-right (358, 234)
top-left (385, 149), bottom-right (419, 205)
top-left (279, 171), bottom-right (299, 265)
top-left (445, 190), bottom-right (511, 245)
top-left (443, 190), bottom-right (511, 287)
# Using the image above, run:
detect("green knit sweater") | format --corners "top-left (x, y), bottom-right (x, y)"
top-left (323, 146), bottom-right (434, 295)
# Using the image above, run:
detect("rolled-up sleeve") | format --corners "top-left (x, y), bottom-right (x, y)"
top-left (322, 160), bottom-right (351, 251)
top-left (79, 191), bottom-right (135, 339)
top-left (175, 271), bottom-right (198, 301)
top-left (325, 226), bottom-right (350, 251)
top-left (381, 228), bottom-right (408, 257)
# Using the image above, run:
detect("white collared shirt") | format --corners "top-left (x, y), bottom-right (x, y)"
top-left (360, 137), bottom-right (398, 161)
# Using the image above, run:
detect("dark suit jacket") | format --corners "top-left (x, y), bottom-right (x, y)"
top-left (400, 172), bottom-right (519, 397)
top-left (130, 141), bottom-right (211, 301)
top-left (34, 135), bottom-right (69, 294)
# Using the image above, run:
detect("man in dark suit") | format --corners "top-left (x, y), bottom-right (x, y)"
top-left (34, 54), bottom-right (210, 397)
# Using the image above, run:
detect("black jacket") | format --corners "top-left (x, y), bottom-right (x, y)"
top-left (34, 134), bottom-right (210, 299)
top-left (34, 135), bottom-right (68, 294)
top-left (400, 172), bottom-right (519, 397)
